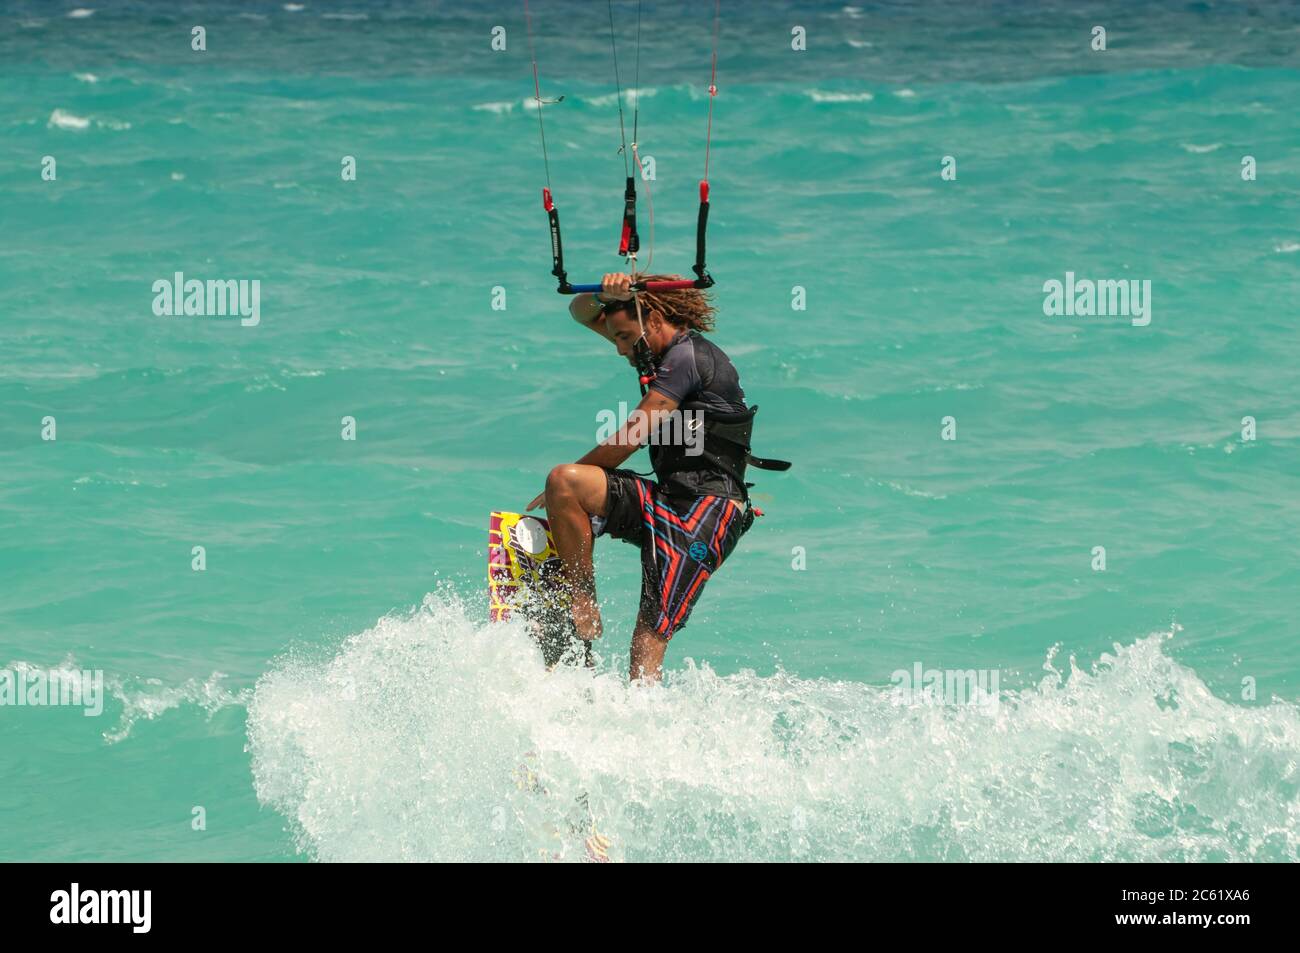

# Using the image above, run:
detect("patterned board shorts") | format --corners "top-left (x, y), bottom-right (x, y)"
top-left (594, 467), bottom-right (748, 639)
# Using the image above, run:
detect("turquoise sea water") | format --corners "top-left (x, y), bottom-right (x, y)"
top-left (2, 1), bottom-right (1299, 862)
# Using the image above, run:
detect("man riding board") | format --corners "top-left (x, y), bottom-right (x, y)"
top-left (526, 272), bottom-right (787, 681)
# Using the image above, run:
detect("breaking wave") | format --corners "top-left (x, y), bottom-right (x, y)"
top-left (246, 591), bottom-right (1300, 862)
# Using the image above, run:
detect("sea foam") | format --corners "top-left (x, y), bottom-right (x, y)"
top-left (246, 591), bottom-right (1300, 862)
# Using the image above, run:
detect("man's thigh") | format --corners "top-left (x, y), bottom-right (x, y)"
top-left (598, 468), bottom-right (656, 545)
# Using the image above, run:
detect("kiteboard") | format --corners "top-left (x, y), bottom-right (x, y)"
top-left (488, 511), bottom-right (582, 666)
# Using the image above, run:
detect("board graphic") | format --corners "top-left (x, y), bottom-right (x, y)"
top-left (488, 511), bottom-right (566, 622)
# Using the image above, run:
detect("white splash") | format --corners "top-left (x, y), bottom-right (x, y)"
top-left (808, 90), bottom-right (875, 103)
top-left (48, 109), bottom-right (90, 131)
top-left (473, 100), bottom-right (518, 115)
top-left (246, 592), bottom-right (1300, 862)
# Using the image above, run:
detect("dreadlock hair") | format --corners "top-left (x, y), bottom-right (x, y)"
top-left (631, 273), bottom-right (717, 333)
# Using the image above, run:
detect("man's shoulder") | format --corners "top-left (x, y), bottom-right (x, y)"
top-left (665, 331), bottom-right (699, 357)
top-left (656, 333), bottom-right (700, 377)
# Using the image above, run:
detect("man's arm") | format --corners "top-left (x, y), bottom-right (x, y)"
top-left (569, 273), bottom-right (635, 343)
top-left (569, 293), bottom-right (616, 343)
top-left (574, 388), bottom-right (680, 468)
top-left (524, 388), bottom-right (679, 511)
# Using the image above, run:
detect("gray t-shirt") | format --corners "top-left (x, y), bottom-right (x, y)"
top-left (649, 331), bottom-right (746, 413)
top-left (646, 331), bottom-right (748, 500)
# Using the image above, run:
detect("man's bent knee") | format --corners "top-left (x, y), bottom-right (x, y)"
top-left (545, 464), bottom-right (608, 517)
top-left (545, 464), bottom-right (581, 501)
